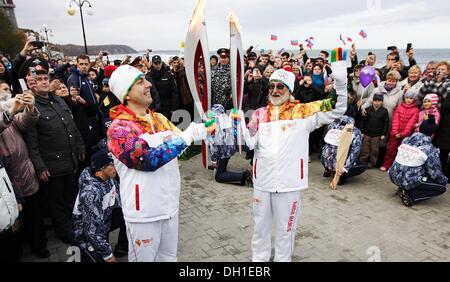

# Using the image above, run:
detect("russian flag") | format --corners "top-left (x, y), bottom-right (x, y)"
top-left (347, 36), bottom-right (353, 43)
top-left (278, 48), bottom-right (285, 55)
top-left (291, 40), bottom-right (299, 46)
top-left (359, 29), bottom-right (367, 39)
top-left (271, 34), bottom-right (278, 41)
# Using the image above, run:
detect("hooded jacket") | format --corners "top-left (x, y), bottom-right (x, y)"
top-left (391, 102), bottom-right (419, 138)
top-left (321, 116), bottom-right (362, 172)
top-left (207, 105), bottom-right (238, 161)
top-left (73, 167), bottom-right (120, 260)
top-left (388, 133), bottom-right (448, 190)
top-left (0, 105), bottom-right (40, 197)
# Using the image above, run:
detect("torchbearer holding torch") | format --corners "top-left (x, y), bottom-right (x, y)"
top-left (106, 65), bottom-right (216, 262)
top-left (236, 48), bottom-right (349, 262)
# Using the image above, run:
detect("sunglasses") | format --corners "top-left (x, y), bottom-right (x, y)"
top-left (269, 83), bottom-right (287, 90)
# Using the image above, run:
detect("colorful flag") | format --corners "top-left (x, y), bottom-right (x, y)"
top-left (291, 40), bottom-right (299, 46)
top-left (339, 34), bottom-right (347, 46)
top-left (271, 34), bottom-right (278, 41)
top-left (278, 48), bottom-right (285, 55)
top-left (347, 36), bottom-right (353, 43)
top-left (359, 29), bottom-right (367, 39)
top-left (180, 41), bottom-right (186, 49)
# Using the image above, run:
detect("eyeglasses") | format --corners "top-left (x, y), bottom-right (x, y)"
top-left (269, 83), bottom-right (286, 90)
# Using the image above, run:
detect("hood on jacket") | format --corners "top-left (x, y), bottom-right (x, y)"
top-left (78, 167), bottom-right (103, 192)
top-left (405, 132), bottom-right (432, 148)
top-left (328, 115), bottom-right (355, 130)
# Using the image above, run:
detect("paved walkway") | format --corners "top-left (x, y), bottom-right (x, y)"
top-left (21, 154), bottom-right (450, 262)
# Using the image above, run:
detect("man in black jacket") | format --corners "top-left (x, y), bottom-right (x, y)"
top-left (67, 55), bottom-right (102, 171)
top-left (146, 55), bottom-right (179, 120)
top-left (24, 63), bottom-right (85, 244)
top-left (360, 93), bottom-right (389, 168)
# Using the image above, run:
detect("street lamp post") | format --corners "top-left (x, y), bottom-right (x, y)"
top-left (67, 0), bottom-right (94, 55)
top-left (41, 24), bottom-right (53, 57)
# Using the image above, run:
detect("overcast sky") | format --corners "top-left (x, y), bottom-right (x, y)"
top-left (13, 0), bottom-right (450, 51)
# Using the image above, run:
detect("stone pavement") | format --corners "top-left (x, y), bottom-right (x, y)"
top-left (21, 154), bottom-right (450, 262)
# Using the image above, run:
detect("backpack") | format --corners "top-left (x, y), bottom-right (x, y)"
top-left (0, 162), bottom-right (18, 232)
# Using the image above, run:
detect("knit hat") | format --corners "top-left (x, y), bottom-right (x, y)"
top-left (373, 93), bottom-right (384, 101)
top-left (109, 65), bottom-right (144, 103)
top-left (423, 93), bottom-right (439, 107)
top-left (91, 149), bottom-right (113, 172)
top-left (419, 115), bottom-right (438, 137)
top-left (104, 65), bottom-right (118, 78)
top-left (269, 69), bottom-right (295, 93)
top-left (404, 90), bottom-right (417, 100)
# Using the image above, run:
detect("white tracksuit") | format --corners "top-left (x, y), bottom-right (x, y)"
top-left (241, 82), bottom-right (348, 262)
top-left (110, 119), bottom-right (206, 262)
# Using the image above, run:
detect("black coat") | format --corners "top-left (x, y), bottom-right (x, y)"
top-left (67, 70), bottom-right (101, 150)
top-left (24, 93), bottom-right (85, 177)
top-left (146, 65), bottom-right (179, 119)
top-left (244, 78), bottom-right (268, 110)
top-left (435, 90), bottom-right (450, 150)
top-left (294, 85), bottom-right (325, 103)
top-left (360, 106), bottom-right (390, 137)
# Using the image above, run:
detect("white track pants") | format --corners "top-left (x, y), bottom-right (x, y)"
top-left (125, 213), bottom-right (179, 262)
top-left (252, 190), bottom-right (302, 262)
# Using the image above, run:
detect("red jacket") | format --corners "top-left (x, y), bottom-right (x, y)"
top-left (391, 102), bottom-right (419, 138)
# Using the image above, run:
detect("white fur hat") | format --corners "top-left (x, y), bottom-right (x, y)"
top-left (269, 69), bottom-right (295, 93)
top-left (109, 65), bottom-right (144, 103)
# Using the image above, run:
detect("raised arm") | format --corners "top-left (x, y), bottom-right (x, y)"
top-left (305, 48), bottom-right (348, 132)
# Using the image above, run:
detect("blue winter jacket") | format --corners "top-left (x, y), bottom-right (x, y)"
top-left (321, 116), bottom-right (362, 172)
top-left (72, 167), bottom-right (120, 259)
top-left (388, 133), bottom-right (448, 190)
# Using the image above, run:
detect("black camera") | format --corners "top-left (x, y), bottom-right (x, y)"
top-left (406, 43), bottom-right (413, 52)
top-left (32, 41), bottom-right (44, 49)
top-left (387, 46), bottom-right (397, 52)
top-left (102, 51), bottom-right (109, 56)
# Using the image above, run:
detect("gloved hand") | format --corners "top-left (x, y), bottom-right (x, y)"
top-left (180, 122), bottom-right (208, 145)
top-left (329, 48), bottom-right (348, 87)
